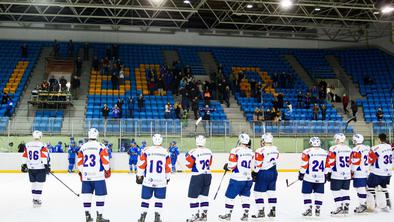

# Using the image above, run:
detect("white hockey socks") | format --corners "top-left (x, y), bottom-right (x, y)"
top-left (95, 195), bottom-right (105, 215)
top-left (341, 189), bottom-right (350, 205)
top-left (154, 200), bottom-right (164, 214)
top-left (199, 195), bottom-right (209, 212)
top-left (303, 193), bottom-right (312, 209)
top-left (356, 187), bottom-right (367, 205)
top-left (31, 182), bottom-right (44, 201)
top-left (241, 195), bottom-right (251, 210)
top-left (224, 198), bottom-right (235, 214)
top-left (332, 190), bottom-right (343, 207)
top-left (267, 191), bottom-right (277, 210)
top-left (254, 191), bottom-right (264, 211)
top-left (81, 193), bottom-right (93, 212)
top-left (314, 193), bottom-right (323, 207)
top-left (189, 198), bottom-right (199, 215)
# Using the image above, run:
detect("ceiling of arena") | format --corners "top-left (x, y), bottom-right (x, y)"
top-left (0, 0), bottom-right (393, 41)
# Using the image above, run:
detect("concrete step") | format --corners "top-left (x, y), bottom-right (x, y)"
top-left (283, 55), bottom-right (314, 87)
top-left (199, 52), bottom-right (218, 76)
top-left (162, 50), bottom-right (180, 67)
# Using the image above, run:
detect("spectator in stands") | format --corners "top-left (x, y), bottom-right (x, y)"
top-left (41, 80), bottom-right (49, 91)
top-left (224, 86), bottom-right (231, 108)
top-left (75, 56), bottom-right (82, 76)
top-left (59, 76), bottom-right (67, 91)
top-left (157, 75), bottom-right (165, 96)
top-left (71, 75), bottom-right (80, 96)
top-left (111, 72), bottom-right (119, 90)
top-left (283, 106), bottom-right (292, 121)
top-left (148, 77), bottom-right (156, 95)
top-left (53, 39), bottom-right (60, 57)
top-left (112, 44), bottom-right (119, 59)
top-left (5, 99), bottom-right (13, 117)
top-left (200, 105), bottom-right (215, 121)
top-left (297, 91), bottom-right (303, 108)
top-left (203, 89), bottom-right (211, 106)
top-left (101, 57), bottom-right (109, 75)
top-left (116, 98), bottom-right (124, 117)
top-left (102, 104), bottom-right (110, 119)
top-left (277, 93), bottom-right (284, 108)
top-left (119, 66), bottom-right (125, 85)
top-left (312, 103), bottom-right (319, 120)
top-left (21, 43), bottom-right (28, 58)
top-left (253, 108), bottom-right (261, 122)
top-left (376, 107), bottom-right (384, 121)
top-left (351, 100), bottom-right (358, 120)
top-left (83, 43), bottom-right (89, 61)
top-left (67, 40), bottom-right (74, 57)
top-left (164, 102), bottom-right (172, 119)
top-left (305, 92), bottom-right (311, 109)
top-left (321, 103), bottom-right (327, 120)
top-left (1, 92), bottom-right (10, 104)
top-left (112, 104), bottom-right (121, 118)
top-left (239, 78), bottom-right (250, 97)
top-left (342, 94), bottom-right (349, 114)
top-left (138, 94), bottom-right (145, 111)
top-left (175, 103), bottom-right (182, 119)
top-left (264, 109), bottom-right (273, 121)
top-left (286, 101), bottom-right (293, 112)
top-left (191, 96), bottom-right (199, 120)
top-left (127, 97), bottom-right (134, 118)
top-left (92, 56), bottom-right (99, 71)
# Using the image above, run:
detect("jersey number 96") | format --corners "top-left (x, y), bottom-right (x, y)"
top-left (28, 151), bottom-right (39, 161)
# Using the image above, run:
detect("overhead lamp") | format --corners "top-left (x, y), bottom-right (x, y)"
top-left (381, 5), bottom-right (394, 14)
top-left (280, 0), bottom-right (294, 9)
top-left (183, 0), bottom-right (190, 4)
top-left (314, 7), bottom-right (321, 11)
top-left (150, 0), bottom-right (165, 6)
top-left (246, 4), bottom-right (253, 9)
top-left (373, 11), bottom-right (380, 15)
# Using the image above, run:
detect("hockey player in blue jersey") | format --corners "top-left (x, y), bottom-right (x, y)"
top-left (107, 143), bottom-right (113, 160)
top-left (47, 142), bottom-right (54, 153)
top-left (53, 141), bottom-right (63, 153)
top-left (141, 140), bottom-right (147, 150)
top-left (67, 139), bottom-right (78, 173)
top-left (168, 141), bottom-right (180, 172)
top-left (128, 141), bottom-right (141, 173)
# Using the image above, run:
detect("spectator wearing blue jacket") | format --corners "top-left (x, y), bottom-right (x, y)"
top-left (127, 142), bottom-right (141, 173)
top-left (67, 139), bottom-right (78, 173)
top-left (168, 141), bottom-right (180, 173)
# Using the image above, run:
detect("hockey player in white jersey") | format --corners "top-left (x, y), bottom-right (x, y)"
top-left (219, 133), bottom-right (254, 221)
top-left (21, 130), bottom-right (50, 208)
top-left (326, 133), bottom-right (353, 215)
top-left (350, 134), bottom-right (370, 213)
top-left (251, 133), bottom-right (279, 219)
top-left (185, 135), bottom-right (213, 222)
top-left (136, 134), bottom-right (171, 222)
top-left (77, 128), bottom-right (111, 222)
top-left (299, 137), bottom-right (328, 217)
top-left (367, 133), bottom-right (392, 211)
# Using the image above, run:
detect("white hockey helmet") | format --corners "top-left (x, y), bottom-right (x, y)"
top-left (334, 133), bottom-right (346, 144)
top-left (152, 134), bottom-right (163, 146)
top-left (32, 130), bottom-right (42, 140)
top-left (88, 128), bottom-right (99, 140)
top-left (352, 134), bottom-right (364, 145)
top-left (309, 137), bottom-right (321, 147)
top-left (261, 133), bottom-right (273, 144)
top-left (239, 133), bottom-right (250, 145)
top-left (196, 135), bottom-right (206, 147)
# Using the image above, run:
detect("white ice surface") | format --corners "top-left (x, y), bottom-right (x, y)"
top-left (0, 172), bottom-right (392, 222)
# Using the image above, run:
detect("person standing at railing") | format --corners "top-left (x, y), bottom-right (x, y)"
top-left (169, 141), bottom-right (180, 173)
top-left (128, 141), bottom-right (141, 173)
top-left (67, 139), bottom-right (78, 173)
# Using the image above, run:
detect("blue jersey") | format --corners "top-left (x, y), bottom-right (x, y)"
top-left (68, 145), bottom-right (78, 159)
top-left (128, 146), bottom-right (141, 163)
top-left (169, 146), bottom-right (180, 160)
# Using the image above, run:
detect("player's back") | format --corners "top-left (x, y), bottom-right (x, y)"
top-left (78, 140), bottom-right (109, 181)
top-left (301, 147), bottom-right (327, 183)
top-left (370, 143), bottom-right (393, 176)
top-left (255, 145), bottom-right (279, 170)
top-left (139, 146), bottom-right (170, 188)
top-left (351, 144), bottom-right (370, 178)
top-left (24, 141), bottom-right (48, 170)
top-left (229, 147), bottom-right (254, 181)
top-left (328, 144), bottom-right (352, 180)
top-left (186, 147), bottom-right (212, 175)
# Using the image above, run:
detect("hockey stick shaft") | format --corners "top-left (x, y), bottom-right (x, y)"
top-left (214, 170), bottom-right (227, 200)
top-left (286, 178), bottom-right (299, 187)
top-left (50, 172), bottom-right (80, 197)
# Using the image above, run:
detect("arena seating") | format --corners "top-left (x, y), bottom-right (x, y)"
top-left (32, 110), bottom-right (64, 132)
top-left (292, 50), bottom-right (336, 78)
top-left (177, 47), bottom-right (206, 75)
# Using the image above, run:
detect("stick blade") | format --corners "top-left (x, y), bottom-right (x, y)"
top-left (286, 179), bottom-right (289, 187)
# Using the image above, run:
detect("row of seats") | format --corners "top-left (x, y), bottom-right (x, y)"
top-left (33, 110), bottom-right (64, 132)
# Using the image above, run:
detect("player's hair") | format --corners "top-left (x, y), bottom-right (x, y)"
top-left (378, 133), bottom-right (387, 142)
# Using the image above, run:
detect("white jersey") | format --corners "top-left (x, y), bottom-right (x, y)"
top-left (185, 147), bottom-right (213, 175)
top-left (351, 144), bottom-right (370, 179)
top-left (77, 140), bottom-right (110, 181)
top-left (327, 144), bottom-right (352, 180)
top-left (300, 147), bottom-right (328, 183)
top-left (254, 145), bottom-right (279, 172)
top-left (369, 143), bottom-right (393, 177)
top-left (137, 146), bottom-right (171, 188)
top-left (22, 141), bottom-right (49, 170)
top-left (227, 146), bottom-right (254, 181)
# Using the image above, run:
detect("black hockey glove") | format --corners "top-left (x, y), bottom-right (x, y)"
top-left (326, 173), bottom-right (332, 182)
top-left (223, 163), bottom-right (229, 171)
top-left (298, 172), bottom-right (304, 181)
top-left (21, 164), bottom-right (28, 173)
top-left (45, 164), bottom-right (51, 174)
top-left (136, 176), bottom-right (144, 185)
top-left (252, 171), bottom-right (258, 182)
top-left (167, 179), bottom-right (170, 184)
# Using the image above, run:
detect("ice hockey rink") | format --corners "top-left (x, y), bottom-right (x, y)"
top-left (0, 172), bottom-right (392, 222)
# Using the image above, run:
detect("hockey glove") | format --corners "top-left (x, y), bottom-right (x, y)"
top-left (298, 172), bottom-right (304, 181)
top-left (167, 179), bottom-right (170, 184)
top-left (44, 164), bottom-right (51, 174)
top-left (105, 169), bottom-right (111, 179)
top-left (223, 163), bottom-right (229, 171)
top-left (78, 172), bottom-right (83, 182)
top-left (21, 164), bottom-right (28, 173)
top-left (252, 171), bottom-right (258, 182)
top-left (136, 176), bottom-right (144, 185)
top-left (326, 173), bottom-right (332, 182)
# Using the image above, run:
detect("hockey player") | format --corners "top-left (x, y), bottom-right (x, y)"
top-left (350, 134), bottom-right (370, 213)
top-left (77, 128), bottom-right (111, 222)
top-left (326, 133), bottom-right (353, 215)
top-left (54, 141), bottom-right (64, 153)
top-left (141, 140), bottom-right (147, 150)
top-left (367, 133), bottom-right (392, 210)
top-left (21, 130), bottom-right (50, 207)
top-left (136, 134), bottom-right (171, 222)
top-left (67, 139), bottom-right (78, 173)
top-left (185, 135), bottom-right (213, 222)
top-left (299, 137), bottom-right (328, 217)
top-left (219, 133), bottom-right (254, 221)
top-left (251, 133), bottom-right (279, 219)
top-left (169, 141), bottom-right (180, 172)
top-left (127, 141), bottom-right (141, 173)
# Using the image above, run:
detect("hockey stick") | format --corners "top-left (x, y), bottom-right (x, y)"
top-left (50, 172), bottom-right (80, 197)
top-left (194, 117), bottom-right (202, 136)
top-left (343, 116), bottom-right (356, 133)
top-left (286, 178), bottom-right (299, 188)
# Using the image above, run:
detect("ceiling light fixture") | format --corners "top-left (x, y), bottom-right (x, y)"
top-left (246, 4), bottom-right (253, 9)
top-left (280, 0), bottom-right (294, 9)
top-left (381, 5), bottom-right (394, 14)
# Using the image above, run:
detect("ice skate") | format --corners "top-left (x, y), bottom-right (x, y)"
top-left (240, 210), bottom-right (249, 221)
top-left (218, 213), bottom-right (231, 221)
top-left (85, 211), bottom-right (93, 222)
top-left (315, 206), bottom-right (321, 217)
top-left (154, 212), bottom-right (162, 222)
top-left (199, 210), bottom-right (207, 221)
top-left (331, 206), bottom-right (343, 216)
top-left (267, 207), bottom-right (276, 218)
top-left (96, 212), bottom-right (109, 222)
top-left (33, 199), bottom-right (42, 208)
top-left (343, 203), bottom-right (349, 215)
top-left (137, 212), bottom-right (147, 222)
top-left (354, 205), bottom-right (367, 214)
top-left (251, 209), bottom-right (264, 219)
top-left (186, 213), bottom-right (199, 222)
top-left (302, 206), bottom-right (312, 217)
